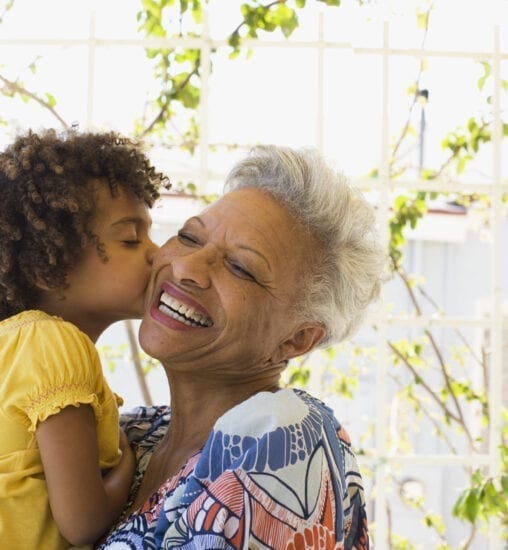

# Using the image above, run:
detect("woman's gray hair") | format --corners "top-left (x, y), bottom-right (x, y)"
top-left (224, 145), bottom-right (387, 347)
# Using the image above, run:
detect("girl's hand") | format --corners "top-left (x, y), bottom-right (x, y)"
top-left (118, 427), bottom-right (132, 456)
top-left (102, 428), bottom-right (136, 501)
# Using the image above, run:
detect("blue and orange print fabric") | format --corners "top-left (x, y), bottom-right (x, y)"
top-left (97, 388), bottom-right (369, 549)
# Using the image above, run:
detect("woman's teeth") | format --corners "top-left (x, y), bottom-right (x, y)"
top-left (158, 292), bottom-right (213, 327)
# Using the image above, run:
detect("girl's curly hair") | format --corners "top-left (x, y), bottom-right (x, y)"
top-left (0, 128), bottom-right (170, 320)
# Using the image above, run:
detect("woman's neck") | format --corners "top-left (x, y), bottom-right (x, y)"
top-left (166, 375), bottom-right (280, 445)
top-left (127, 368), bottom-right (281, 514)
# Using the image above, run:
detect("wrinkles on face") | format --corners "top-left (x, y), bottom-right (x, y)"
top-left (140, 188), bottom-right (317, 376)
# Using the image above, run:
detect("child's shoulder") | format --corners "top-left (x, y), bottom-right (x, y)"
top-left (0, 309), bottom-right (91, 343)
top-left (1, 309), bottom-right (65, 330)
top-left (0, 309), bottom-right (97, 373)
top-left (0, 309), bottom-right (51, 332)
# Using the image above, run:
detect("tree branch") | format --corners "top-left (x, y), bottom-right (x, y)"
top-left (0, 73), bottom-right (69, 129)
top-left (140, 65), bottom-right (199, 137)
top-left (389, 372), bottom-right (461, 457)
top-left (229, 0), bottom-right (286, 38)
top-left (390, 6), bottom-right (431, 168)
top-left (387, 339), bottom-right (462, 425)
top-left (395, 266), bottom-right (474, 448)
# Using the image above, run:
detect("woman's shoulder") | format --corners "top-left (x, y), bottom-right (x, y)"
top-left (194, 388), bottom-right (353, 481)
top-left (216, 387), bottom-right (342, 438)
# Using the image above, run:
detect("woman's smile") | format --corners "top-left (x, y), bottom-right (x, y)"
top-left (150, 283), bottom-right (213, 331)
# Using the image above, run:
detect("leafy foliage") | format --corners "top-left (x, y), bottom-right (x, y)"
top-left (453, 423), bottom-right (508, 537)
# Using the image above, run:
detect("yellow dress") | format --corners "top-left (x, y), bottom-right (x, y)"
top-left (0, 310), bottom-right (123, 549)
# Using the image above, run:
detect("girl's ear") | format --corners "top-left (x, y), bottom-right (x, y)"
top-left (274, 322), bottom-right (327, 364)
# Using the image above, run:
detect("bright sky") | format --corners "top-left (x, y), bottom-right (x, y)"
top-left (0, 0), bottom-right (507, 188)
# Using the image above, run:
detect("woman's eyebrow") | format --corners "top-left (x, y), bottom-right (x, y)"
top-left (237, 244), bottom-right (270, 269)
top-left (188, 215), bottom-right (270, 269)
top-left (186, 216), bottom-right (205, 227)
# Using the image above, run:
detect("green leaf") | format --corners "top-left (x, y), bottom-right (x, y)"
top-left (501, 475), bottom-right (508, 493)
top-left (464, 490), bottom-right (480, 523)
top-left (228, 31), bottom-right (240, 51)
top-left (191, 0), bottom-right (201, 23)
top-left (467, 117), bottom-right (477, 132)
top-left (456, 155), bottom-right (471, 174)
top-left (141, 0), bottom-right (162, 16)
top-left (406, 82), bottom-right (418, 96)
top-left (416, 9), bottom-right (429, 30)
top-left (269, 4), bottom-right (298, 38)
top-left (477, 61), bottom-right (491, 91)
top-left (45, 92), bottom-right (57, 107)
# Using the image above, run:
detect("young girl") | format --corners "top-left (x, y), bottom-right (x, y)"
top-left (0, 129), bottom-right (169, 548)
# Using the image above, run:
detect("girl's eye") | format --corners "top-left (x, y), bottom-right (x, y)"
top-left (123, 239), bottom-right (141, 246)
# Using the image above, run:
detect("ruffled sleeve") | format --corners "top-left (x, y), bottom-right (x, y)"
top-left (7, 315), bottom-right (105, 432)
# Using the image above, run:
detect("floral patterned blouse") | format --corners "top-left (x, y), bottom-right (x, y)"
top-left (96, 388), bottom-right (369, 549)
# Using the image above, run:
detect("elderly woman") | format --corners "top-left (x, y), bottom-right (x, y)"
top-left (96, 145), bottom-right (385, 549)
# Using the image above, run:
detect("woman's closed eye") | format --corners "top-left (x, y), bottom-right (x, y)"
top-left (177, 231), bottom-right (200, 246)
top-left (227, 259), bottom-right (256, 281)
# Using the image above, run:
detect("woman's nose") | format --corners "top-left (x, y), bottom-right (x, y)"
top-left (171, 245), bottom-right (215, 288)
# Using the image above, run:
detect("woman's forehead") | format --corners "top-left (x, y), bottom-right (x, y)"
top-left (197, 187), bottom-right (315, 266)
top-left (200, 189), bottom-right (293, 239)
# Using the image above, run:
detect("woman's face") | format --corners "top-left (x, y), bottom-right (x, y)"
top-left (139, 187), bottom-right (324, 378)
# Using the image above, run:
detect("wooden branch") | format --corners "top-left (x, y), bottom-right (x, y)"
top-left (229, 0), bottom-right (286, 39)
top-left (0, 73), bottom-right (69, 129)
top-left (395, 266), bottom-right (474, 448)
top-left (389, 372), bottom-right (461, 457)
top-left (388, 339), bottom-right (462, 425)
top-left (390, 6), bottom-right (431, 167)
top-left (124, 319), bottom-right (153, 406)
top-left (141, 65), bottom-right (199, 137)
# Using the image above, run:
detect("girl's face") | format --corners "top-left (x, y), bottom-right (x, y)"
top-left (38, 181), bottom-right (158, 341)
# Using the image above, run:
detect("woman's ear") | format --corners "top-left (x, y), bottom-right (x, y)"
top-left (275, 323), bottom-right (327, 363)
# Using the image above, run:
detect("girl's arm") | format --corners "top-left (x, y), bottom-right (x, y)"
top-left (36, 404), bottom-right (136, 546)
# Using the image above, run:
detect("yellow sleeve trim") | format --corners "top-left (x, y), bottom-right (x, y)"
top-left (26, 383), bottom-right (102, 432)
